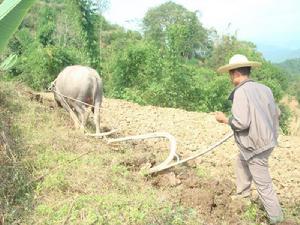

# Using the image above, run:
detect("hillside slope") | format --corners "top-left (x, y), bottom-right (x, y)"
top-left (0, 81), bottom-right (299, 225)
top-left (276, 58), bottom-right (300, 75)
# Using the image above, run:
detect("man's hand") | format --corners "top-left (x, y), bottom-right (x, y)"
top-left (215, 111), bottom-right (229, 124)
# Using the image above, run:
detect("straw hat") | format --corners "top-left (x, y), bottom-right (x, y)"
top-left (217, 54), bottom-right (261, 73)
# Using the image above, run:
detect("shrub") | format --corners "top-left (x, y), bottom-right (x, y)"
top-left (297, 90), bottom-right (300, 104)
top-left (6, 44), bottom-right (81, 90)
top-left (279, 104), bottom-right (291, 135)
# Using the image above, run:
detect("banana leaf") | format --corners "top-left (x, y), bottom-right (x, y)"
top-left (0, 53), bottom-right (17, 70)
top-left (0, 0), bottom-right (37, 53)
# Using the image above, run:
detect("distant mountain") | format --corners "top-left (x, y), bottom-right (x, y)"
top-left (256, 44), bottom-right (300, 63)
top-left (276, 58), bottom-right (300, 76)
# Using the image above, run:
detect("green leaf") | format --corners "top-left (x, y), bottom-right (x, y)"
top-left (0, 53), bottom-right (17, 70)
top-left (0, 0), bottom-right (37, 53)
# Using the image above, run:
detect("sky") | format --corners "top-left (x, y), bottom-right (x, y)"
top-left (102, 0), bottom-right (300, 52)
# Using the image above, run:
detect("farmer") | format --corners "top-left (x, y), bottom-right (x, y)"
top-left (215, 54), bottom-right (283, 224)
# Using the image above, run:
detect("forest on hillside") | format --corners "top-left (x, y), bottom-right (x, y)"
top-left (0, 0), bottom-right (299, 132)
top-left (277, 58), bottom-right (300, 76)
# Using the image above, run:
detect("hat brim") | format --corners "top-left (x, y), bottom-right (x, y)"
top-left (217, 62), bottom-right (261, 73)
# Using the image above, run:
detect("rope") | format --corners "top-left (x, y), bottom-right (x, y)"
top-left (52, 89), bottom-right (95, 108)
top-left (54, 88), bottom-right (84, 132)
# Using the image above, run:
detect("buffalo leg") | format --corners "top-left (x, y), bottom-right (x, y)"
top-left (59, 97), bottom-right (81, 129)
top-left (73, 104), bottom-right (90, 132)
top-left (93, 103), bottom-right (101, 134)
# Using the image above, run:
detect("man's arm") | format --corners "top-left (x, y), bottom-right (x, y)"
top-left (215, 89), bottom-right (250, 132)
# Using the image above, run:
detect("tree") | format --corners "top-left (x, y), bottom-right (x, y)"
top-left (251, 61), bottom-right (289, 97)
top-left (205, 35), bottom-right (264, 70)
top-left (143, 1), bottom-right (212, 60)
top-left (66, 0), bottom-right (101, 69)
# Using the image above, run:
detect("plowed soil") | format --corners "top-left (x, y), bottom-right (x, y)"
top-left (101, 98), bottom-right (300, 199)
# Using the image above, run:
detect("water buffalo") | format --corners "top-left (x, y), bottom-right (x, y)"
top-left (52, 65), bottom-right (103, 133)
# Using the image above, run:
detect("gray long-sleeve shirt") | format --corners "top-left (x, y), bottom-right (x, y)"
top-left (228, 80), bottom-right (280, 160)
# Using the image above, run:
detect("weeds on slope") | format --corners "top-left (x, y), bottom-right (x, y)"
top-left (0, 82), bottom-right (35, 224)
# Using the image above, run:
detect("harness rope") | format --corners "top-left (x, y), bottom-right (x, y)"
top-left (49, 83), bottom-right (129, 138)
top-left (51, 89), bottom-right (95, 108)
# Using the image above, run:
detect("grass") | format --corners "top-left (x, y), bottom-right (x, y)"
top-left (32, 193), bottom-right (200, 225)
top-left (194, 165), bottom-right (209, 178)
top-left (242, 203), bottom-right (261, 224)
top-left (0, 82), bottom-right (35, 224)
top-left (242, 200), bottom-right (300, 225)
top-left (283, 204), bottom-right (300, 224)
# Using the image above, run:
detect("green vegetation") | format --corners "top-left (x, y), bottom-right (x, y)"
top-left (279, 104), bottom-right (292, 135)
top-left (276, 58), bottom-right (300, 103)
top-left (243, 203), bottom-right (259, 222)
top-left (1, 0), bottom-right (292, 117)
top-left (1, 0), bottom-right (101, 90)
top-left (195, 166), bottom-right (209, 178)
top-left (277, 58), bottom-right (300, 75)
top-left (0, 0), bottom-right (37, 52)
top-left (242, 202), bottom-right (269, 225)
